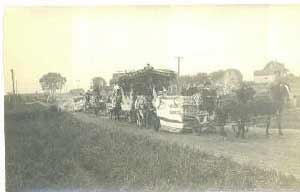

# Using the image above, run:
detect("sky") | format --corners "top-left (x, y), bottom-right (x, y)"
top-left (3, 5), bottom-right (300, 93)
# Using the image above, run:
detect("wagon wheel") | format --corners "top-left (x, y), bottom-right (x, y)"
top-left (199, 114), bottom-right (210, 134)
top-left (124, 111), bottom-right (131, 122)
top-left (192, 124), bottom-right (203, 136)
top-left (193, 115), bottom-right (219, 135)
top-left (192, 116), bottom-right (204, 136)
top-left (231, 122), bottom-right (239, 134)
top-left (202, 121), bottom-right (218, 134)
top-left (191, 124), bottom-right (200, 135)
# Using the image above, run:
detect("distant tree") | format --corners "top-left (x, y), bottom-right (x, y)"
top-left (178, 73), bottom-right (210, 95)
top-left (92, 77), bottom-right (107, 95)
top-left (39, 72), bottom-right (66, 96)
top-left (209, 70), bottom-right (225, 82)
top-left (69, 88), bottom-right (85, 95)
top-left (178, 75), bottom-right (193, 86)
top-left (179, 72), bottom-right (209, 86)
top-left (194, 73), bottom-right (210, 84)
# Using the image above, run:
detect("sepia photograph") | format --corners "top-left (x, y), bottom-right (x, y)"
top-left (3, 3), bottom-right (300, 192)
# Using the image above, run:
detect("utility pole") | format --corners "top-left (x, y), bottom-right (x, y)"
top-left (10, 69), bottom-right (16, 106)
top-left (15, 80), bottom-right (18, 95)
top-left (10, 69), bottom-right (16, 95)
top-left (175, 56), bottom-right (183, 94)
top-left (175, 56), bottom-right (183, 77)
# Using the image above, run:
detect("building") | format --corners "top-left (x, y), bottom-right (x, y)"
top-left (91, 77), bottom-right (107, 88)
top-left (253, 61), bottom-right (300, 108)
top-left (212, 68), bottom-right (243, 94)
top-left (254, 61), bottom-right (288, 84)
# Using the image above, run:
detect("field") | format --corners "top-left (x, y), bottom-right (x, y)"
top-left (4, 103), bottom-right (300, 192)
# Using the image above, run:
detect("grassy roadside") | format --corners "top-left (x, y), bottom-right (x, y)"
top-left (5, 104), bottom-right (300, 192)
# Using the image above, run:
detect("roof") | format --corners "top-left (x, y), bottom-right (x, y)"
top-left (114, 66), bottom-right (176, 83)
top-left (254, 61), bottom-right (289, 76)
top-left (110, 65), bottom-right (177, 95)
top-left (253, 70), bottom-right (273, 76)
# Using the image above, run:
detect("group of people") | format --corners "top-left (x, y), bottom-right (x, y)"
top-left (82, 76), bottom-right (291, 139)
top-left (87, 80), bottom-right (221, 130)
top-left (83, 89), bottom-right (106, 114)
top-left (107, 84), bottom-right (160, 130)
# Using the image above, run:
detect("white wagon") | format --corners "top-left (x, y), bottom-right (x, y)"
top-left (154, 95), bottom-right (209, 133)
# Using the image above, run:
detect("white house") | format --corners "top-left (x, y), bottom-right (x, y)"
top-left (254, 61), bottom-right (288, 84)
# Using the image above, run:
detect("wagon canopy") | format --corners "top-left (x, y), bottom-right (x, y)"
top-left (113, 65), bottom-right (177, 95)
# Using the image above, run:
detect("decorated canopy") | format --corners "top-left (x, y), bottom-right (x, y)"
top-left (112, 65), bottom-right (177, 95)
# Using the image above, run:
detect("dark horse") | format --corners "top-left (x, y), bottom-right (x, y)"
top-left (233, 81), bottom-right (290, 137)
top-left (192, 81), bottom-right (290, 138)
top-left (135, 95), bottom-right (149, 127)
top-left (110, 92), bottom-right (122, 120)
top-left (135, 95), bottom-right (160, 130)
top-left (215, 83), bottom-right (256, 138)
top-left (93, 96), bottom-right (106, 116)
top-left (259, 82), bottom-right (290, 136)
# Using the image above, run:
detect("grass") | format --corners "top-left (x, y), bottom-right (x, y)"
top-left (75, 111), bottom-right (300, 180)
top-left (5, 104), bottom-right (300, 192)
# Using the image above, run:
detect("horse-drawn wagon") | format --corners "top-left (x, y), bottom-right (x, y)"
top-left (110, 64), bottom-right (177, 126)
top-left (153, 95), bottom-right (210, 133)
top-left (109, 64), bottom-right (293, 137)
top-left (210, 81), bottom-right (292, 138)
top-left (110, 64), bottom-right (219, 132)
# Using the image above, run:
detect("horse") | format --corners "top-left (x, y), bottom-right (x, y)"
top-left (201, 83), bottom-right (256, 138)
top-left (128, 91), bottom-right (137, 123)
top-left (84, 92), bottom-right (92, 112)
top-left (223, 81), bottom-right (290, 138)
top-left (134, 95), bottom-right (149, 127)
top-left (110, 94), bottom-right (122, 120)
top-left (190, 81), bottom-right (290, 138)
top-left (251, 81), bottom-right (290, 136)
top-left (191, 87), bottom-right (219, 135)
top-left (268, 82), bottom-right (290, 135)
top-left (93, 96), bottom-right (106, 116)
top-left (145, 100), bottom-right (160, 131)
top-left (232, 83), bottom-right (256, 138)
top-left (134, 95), bottom-right (159, 130)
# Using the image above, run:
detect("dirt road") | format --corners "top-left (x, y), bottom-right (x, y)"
top-left (73, 112), bottom-right (300, 179)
